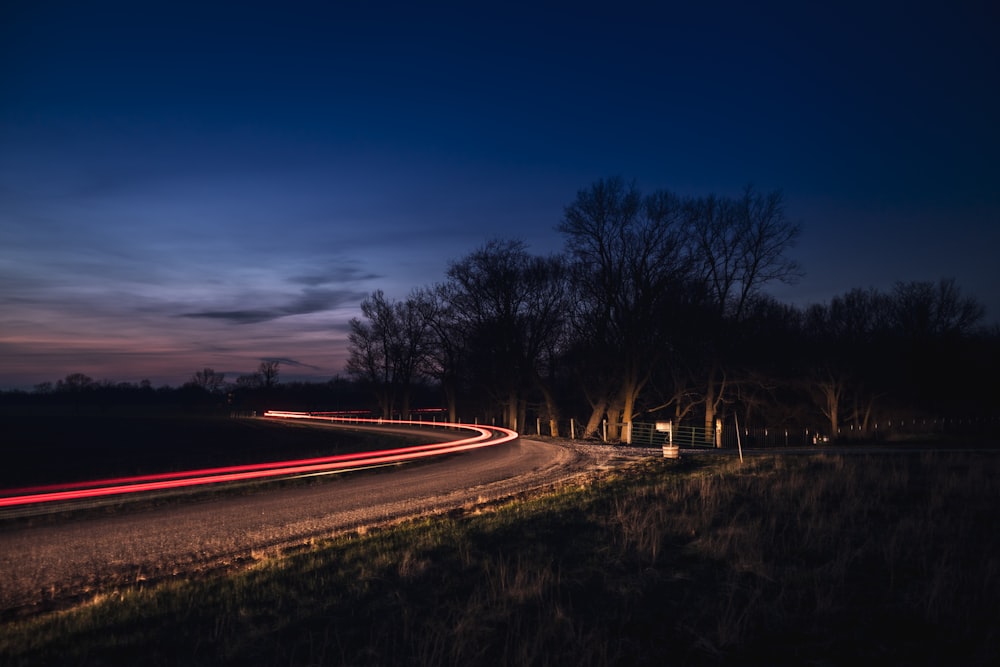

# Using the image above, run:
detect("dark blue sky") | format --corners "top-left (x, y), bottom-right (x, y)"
top-left (2, 0), bottom-right (998, 388)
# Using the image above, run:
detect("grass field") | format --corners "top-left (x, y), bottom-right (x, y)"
top-left (2, 448), bottom-right (997, 666)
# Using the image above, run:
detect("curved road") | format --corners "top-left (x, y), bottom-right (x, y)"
top-left (0, 436), bottom-right (596, 618)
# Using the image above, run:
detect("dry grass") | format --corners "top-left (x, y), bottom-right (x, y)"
top-left (2, 450), bottom-right (998, 666)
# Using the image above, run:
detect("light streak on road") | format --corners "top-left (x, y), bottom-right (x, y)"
top-left (0, 412), bottom-right (518, 509)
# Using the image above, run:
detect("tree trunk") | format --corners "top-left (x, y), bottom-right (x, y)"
top-left (377, 387), bottom-right (393, 419)
top-left (703, 367), bottom-right (727, 447)
top-left (852, 391), bottom-right (873, 437)
top-left (506, 389), bottom-right (519, 430)
top-left (620, 383), bottom-right (637, 434)
top-left (584, 398), bottom-right (606, 439)
top-left (535, 377), bottom-right (560, 438)
top-left (819, 382), bottom-right (840, 439)
top-left (605, 402), bottom-right (623, 441)
top-left (704, 373), bottom-right (716, 446)
top-left (615, 360), bottom-right (647, 442)
top-left (401, 388), bottom-right (411, 422)
top-left (816, 375), bottom-right (843, 440)
top-left (443, 381), bottom-right (458, 424)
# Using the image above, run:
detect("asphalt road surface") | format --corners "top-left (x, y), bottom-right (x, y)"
top-left (0, 437), bottom-right (604, 618)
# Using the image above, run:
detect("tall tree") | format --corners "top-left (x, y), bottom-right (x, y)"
top-left (687, 187), bottom-right (803, 321)
top-left (443, 239), bottom-right (568, 431)
top-left (559, 178), bottom-right (691, 440)
top-left (889, 278), bottom-right (985, 339)
top-left (258, 360), bottom-right (280, 389)
top-left (391, 291), bottom-right (432, 419)
top-left (346, 290), bottom-right (431, 418)
top-left (886, 278), bottom-right (986, 413)
top-left (56, 373), bottom-right (96, 392)
top-left (412, 285), bottom-right (465, 423)
top-left (685, 186), bottom-right (803, 442)
top-left (189, 368), bottom-right (225, 393)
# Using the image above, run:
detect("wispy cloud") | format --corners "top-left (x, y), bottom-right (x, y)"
top-left (181, 287), bottom-right (367, 324)
top-left (290, 267), bottom-right (382, 286)
top-left (260, 357), bottom-right (323, 371)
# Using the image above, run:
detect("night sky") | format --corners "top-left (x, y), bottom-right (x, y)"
top-left (2, 1), bottom-right (998, 389)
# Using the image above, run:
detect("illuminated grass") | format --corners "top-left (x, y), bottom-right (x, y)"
top-left (2, 451), bottom-right (998, 666)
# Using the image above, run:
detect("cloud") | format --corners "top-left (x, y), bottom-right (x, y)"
top-left (181, 287), bottom-right (367, 324)
top-left (290, 267), bottom-right (382, 286)
top-left (260, 357), bottom-right (323, 371)
top-left (181, 309), bottom-right (278, 324)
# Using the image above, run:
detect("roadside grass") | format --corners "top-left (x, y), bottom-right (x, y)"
top-left (2, 450), bottom-right (998, 666)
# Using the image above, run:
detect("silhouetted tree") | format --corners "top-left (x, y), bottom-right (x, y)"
top-left (236, 372), bottom-right (263, 389)
top-left (412, 284), bottom-right (467, 423)
top-left (801, 289), bottom-right (888, 439)
top-left (888, 278), bottom-right (985, 339)
top-left (346, 289), bottom-right (431, 418)
top-left (442, 239), bottom-right (568, 431)
top-left (189, 368), bottom-right (226, 393)
top-left (886, 279), bottom-right (986, 414)
top-left (686, 187), bottom-right (803, 321)
top-left (559, 178), bottom-right (693, 440)
top-left (56, 373), bottom-right (95, 392)
top-left (259, 360), bottom-right (280, 388)
top-left (800, 280), bottom-right (988, 437)
top-left (684, 186), bottom-right (802, 443)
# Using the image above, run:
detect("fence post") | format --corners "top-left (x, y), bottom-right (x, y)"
top-left (734, 413), bottom-right (743, 463)
top-left (661, 420), bottom-right (679, 458)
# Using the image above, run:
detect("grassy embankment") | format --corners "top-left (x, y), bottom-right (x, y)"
top-left (2, 448), bottom-right (998, 666)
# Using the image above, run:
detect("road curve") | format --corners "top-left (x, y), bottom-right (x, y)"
top-left (0, 436), bottom-right (590, 618)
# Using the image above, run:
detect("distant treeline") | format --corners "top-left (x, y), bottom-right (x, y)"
top-left (0, 371), bottom-right (414, 418)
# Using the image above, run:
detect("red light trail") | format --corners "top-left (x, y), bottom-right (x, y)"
top-left (0, 412), bottom-right (518, 509)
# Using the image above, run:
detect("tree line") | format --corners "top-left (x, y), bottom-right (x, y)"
top-left (4, 178), bottom-right (995, 441)
top-left (345, 178), bottom-right (997, 442)
top-left (5, 362), bottom-right (379, 416)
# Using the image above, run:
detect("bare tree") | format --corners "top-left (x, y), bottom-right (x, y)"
top-left (685, 186), bottom-right (803, 443)
top-left (443, 239), bottom-right (568, 431)
top-left (412, 285), bottom-right (466, 423)
top-left (392, 291), bottom-right (432, 419)
top-left (56, 373), bottom-right (95, 392)
top-left (559, 178), bottom-right (691, 440)
top-left (347, 290), bottom-right (397, 418)
top-left (189, 368), bottom-right (225, 393)
top-left (687, 186), bottom-right (802, 321)
top-left (235, 373), bottom-right (263, 389)
top-left (889, 278), bottom-right (985, 338)
top-left (258, 360), bottom-right (280, 388)
top-left (346, 290), bottom-right (431, 419)
top-left (801, 289), bottom-right (894, 439)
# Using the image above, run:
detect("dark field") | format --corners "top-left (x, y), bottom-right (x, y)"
top-left (0, 413), bottom-right (432, 489)
top-left (2, 449), bottom-right (998, 666)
